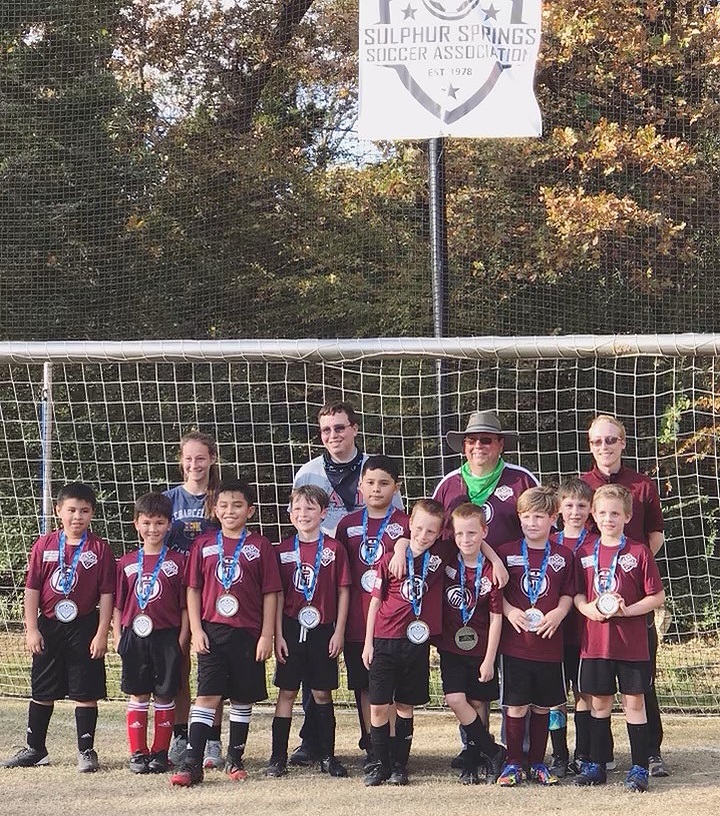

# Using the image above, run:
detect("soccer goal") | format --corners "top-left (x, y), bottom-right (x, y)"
top-left (1, 336), bottom-right (718, 709)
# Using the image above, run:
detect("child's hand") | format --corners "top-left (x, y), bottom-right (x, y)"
top-left (362, 643), bottom-right (374, 669)
top-left (388, 544), bottom-right (408, 580)
top-left (275, 635), bottom-right (289, 664)
top-left (192, 628), bottom-right (210, 654)
top-left (536, 607), bottom-right (564, 639)
top-left (478, 658), bottom-right (494, 683)
top-left (256, 634), bottom-right (273, 661)
top-left (328, 632), bottom-right (344, 659)
top-left (25, 629), bottom-right (44, 655)
top-left (581, 601), bottom-right (609, 622)
top-left (89, 632), bottom-right (108, 659)
top-left (491, 560), bottom-right (509, 588)
top-left (112, 632), bottom-right (121, 653)
top-left (506, 606), bottom-right (530, 633)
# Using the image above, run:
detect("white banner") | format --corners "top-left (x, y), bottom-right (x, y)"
top-left (358, 0), bottom-right (543, 140)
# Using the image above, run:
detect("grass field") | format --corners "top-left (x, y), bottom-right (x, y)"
top-left (1, 700), bottom-right (719, 816)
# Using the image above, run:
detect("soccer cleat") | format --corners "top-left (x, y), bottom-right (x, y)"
top-left (388, 763), bottom-right (409, 785)
top-left (203, 739), bottom-right (224, 770)
top-left (548, 755), bottom-right (569, 778)
top-left (573, 761), bottom-right (607, 786)
top-left (606, 757), bottom-right (617, 771)
top-left (288, 742), bottom-right (316, 767)
top-left (497, 762), bottom-right (524, 787)
top-left (170, 762), bottom-right (204, 787)
top-left (320, 755), bottom-right (348, 778)
top-left (363, 760), bottom-right (392, 787)
top-left (529, 762), bottom-right (559, 785)
top-left (648, 755), bottom-right (669, 777)
top-left (168, 734), bottom-right (188, 768)
top-left (567, 757), bottom-right (588, 776)
top-left (450, 748), bottom-right (469, 770)
top-left (459, 766), bottom-right (480, 785)
top-left (362, 746), bottom-right (377, 774)
top-left (1, 746), bottom-right (50, 768)
top-left (225, 759), bottom-right (248, 782)
top-left (265, 757), bottom-right (288, 778)
top-left (485, 745), bottom-right (506, 785)
top-left (129, 751), bottom-right (150, 774)
top-left (77, 748), bottom-right (99, 773)
top-left (624, 764), bottom-right (649, 792)
top-left (148, 750), bottom-right (168, 774)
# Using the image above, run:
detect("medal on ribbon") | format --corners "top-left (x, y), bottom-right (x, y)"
top-left (54, 531), bottom-right (87, 623)
top-left (557, 527), bottom-right (587, 552)
top-left (131, 544), bottom-right (168, 637)
top-left (454, 551), bottom-right (484, 651)
top-left (360, 507), bottom-right (394, 593)
top-left (594, 535), bottom-right (625, 617)
top-left (405, 549), bottom-right (431, 644)
top-left (215, 529), bottom-right (247, 618)
top-left (522, 538), bottom-right (551, 633)
top-left (295, 533), bottom-right (324, 642)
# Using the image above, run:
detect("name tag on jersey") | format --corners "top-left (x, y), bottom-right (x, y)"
top-left (507, 555), bottom-right (525, 567)
top-left (202, 545), bottom-right (216, 559)
top-left (581, 555), bottom-right (594, 569)
top-left (124, 563), bottom-right (140, 577)
top-left (347, 525), bottom-right (364, 538)
top-left (445, 565), bottom-right (458, 579)
top-left (280, 551), bottom-right (299, 564)
top-left (43, 551), bottom-right (60, 563)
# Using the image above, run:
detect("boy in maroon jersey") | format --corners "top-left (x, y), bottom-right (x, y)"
top-left (548, 477), bottom-right (596, 777)
top-left (266, 485), bottom-right (351, 779)
top-left (1, 483), bottom-right (115, 773)
top-left (335, 455), bottom-right (410, 769)
top-left (496, 486), bottom-right (574, 787)
top-left (362, 498), bottom-right (450, 787)
top-left (171, 479), bottom-right (281, 787)
top-left (573, 484), bottom-right (665, 792)
top-left (113, 493), bottom-right (188, 774)
top-left (437, 503), bottom-right (505, 785)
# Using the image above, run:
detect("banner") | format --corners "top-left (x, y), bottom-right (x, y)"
top-left (358, 0), bottom-right (543, 139)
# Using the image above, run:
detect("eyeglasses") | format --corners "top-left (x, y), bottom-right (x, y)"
top-left (465, 435), bottom-right (498, 446)
top-left (320, 423), bottom-right (354, 437)
top-left (589, 436), bottom-right (621, 447)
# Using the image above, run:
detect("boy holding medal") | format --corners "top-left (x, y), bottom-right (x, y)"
top-left (1, 483), bottom-right (115, 772)
top-left (266, 485), bottom-right (351, 779)
top-left (171, 479), bottom-right (281, 787)
top-left (573, 484), bottom-right (665, 792)
top-left (496, 486), bottom-right (575, 787)
top-left (335, 455), bottom-right (410, 769)
top-left (436, 503), bottom-right (505, 785)
top-left (113, 493), bottom-right (188, 774)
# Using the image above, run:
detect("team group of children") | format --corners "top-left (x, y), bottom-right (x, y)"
top-left (1, 455), bottom-right (665, 793)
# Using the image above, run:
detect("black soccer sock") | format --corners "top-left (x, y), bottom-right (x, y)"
top-left (314, 701), bottom-right (336, 759)
top-left (271, 716), bottom-right (292, 762)
top-left (206, 725), bottom-right (221, 742)
top-left (574, 709), bottom-right (591, 760)
top-left (186, 705), bottom-right (215, 766)
top-left (298, 685), bottom-right (317, 748)
top-left (589, 715), bottom-right (612, 766)
top-left (464, 715), bottom-right (497, 763)
top-left (550, 726), bottom-right (569, 760)
top-left (393, 715), bottom-right (413, 768)
top-left (354, 689), bottom-right (368, 750)
top-left (27, 701), bottom-right (53, 752)
top-left (626, 722), bottom-right (650, 770)
top-left (370, 722), bottom-right (391, 769)
top-left (228, 704), bottom-right (252, 763)
top-left (173, 723), bottom-right (188, 739)
top-left (75, 706), bottom-right (98, 752)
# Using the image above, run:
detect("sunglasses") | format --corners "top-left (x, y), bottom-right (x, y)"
top-left (465, 435), bottom-right (499, 446)
top-left (589, 436), bottom-right (621, 447)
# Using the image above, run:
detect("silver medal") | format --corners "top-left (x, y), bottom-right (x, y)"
top-left (360, 569), bottom-right (377, 594)
top-left (525, 607), bottom-right (543, 633)
top-left (216, 593), bottom-right (240, 618)
top-left (132, 613), bottom-right (154, 637)
top-left (454, 625), bottom-right (479, 652)
top-left (297, 604), bottom-right (321, 630)
top-left (55, 598), bottom-right (78, 623)
top-left (596, 592), bottom-right (620, 617)
top-left (406, 619), bottom-right (430, 645)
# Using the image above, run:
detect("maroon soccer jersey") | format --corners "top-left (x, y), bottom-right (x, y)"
top-left (115, 548), bottom-right (186, 630)
top-left (26, 530), bottom-right (115, 619)
top-left (434, 554), bottom-right (503, 657)
top-left (581, 465), bottom-right (664, 545)
top-left (551, 531), bottom-right (597, 648)
top-left (574, 536), bottom-right (664, 660)
top-left (335, 507), bottom-right (411, 642)
top-left (497, 538), bottom-right (575, 662)
top-left (371, 539), bottom-right (455, 639)
top-left (276, 534), bottom-right (351, 625)
top-left (433, 463), bottom-right (539, 549)
top-left (185, 529), bottom-right (282, 635)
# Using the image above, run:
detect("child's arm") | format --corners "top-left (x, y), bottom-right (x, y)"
top-left (388, 537), bottom-right (409, 579)
top-left (111, 607), bottom-right (122, 653)
top-left (274, 591), bottom-right (288, 664)
top-left (537, 595), bottom-right (573, 639)
top-left (503, 597), bottom-right (531, 633)
top-left (187, 587), bottom-right (209, 653)
top-left (24, 588), bottom-right (43, 654)
top-left (619, 589), bottom-right (665, 618)
top-left (479, 611), bottom-right (502, 682)
top-left (574, 592), bottom-right (607, 622)
top-left (362, 596), bottom-right (381, 669)
top-left (648, 531), bottom-right (664, 556)
top-left (178, 609), bottom-right (189, 652)
top-left (329, 585), bottom-right (350, 658)
top-left (481, 543), bottom-right (509, 588)
top-left (89, 592), bottom-right (113, 659)
top-left (256, 591), bottom-right (277, 662)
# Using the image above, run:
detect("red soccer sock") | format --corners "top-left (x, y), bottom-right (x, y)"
top-left (504, 713), bottom-right (526, 766)
top-left (127, 701), bottom-right (149, 755)
top-left (151, 702), bottom-right (176, 754)
top-left (528, 709), bottom-right (550, 766)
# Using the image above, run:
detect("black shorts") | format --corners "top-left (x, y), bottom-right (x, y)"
top-left (274, 616), bottom-right (338, 692)
top-left (118, 626), bottom-right (181, 699)
top-left (577, 658), bottom-right (652, 697)
top-left (563, 644), bottom-right (581, 693)
top-left (197, 623), bottom-right (268, 703)
top-left (31, 612), bottom-right (107, 703)
top-left (368, 638), bottom-right (430, 707)
top-left (439, 649), bottom-right (499, 702)
top-left (499, 654), bottom-right (566, 708)
top-left (343, 641), bottom-right (369, 691)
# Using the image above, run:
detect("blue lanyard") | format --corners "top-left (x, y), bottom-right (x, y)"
top-left (361, 506), bottom-right (394, 563)
top-left (458, 551), bottom-right (485, 625)
top-left (557, 527), bottom-right (587, 552)
top-left (521, 538), bottom-right (551, 607)
top-left (216, 529), bottom-right (247, 592)
top-left (294, 532), bottom-right (324, 603)
top-left (406, 548), bottom-right (431, 618)
top-left (57, 531), bottom-right (87, 596)
top-left (136, 545), bottom-right (168, 610)
top-left (593, 535), bottom-right (626, 595)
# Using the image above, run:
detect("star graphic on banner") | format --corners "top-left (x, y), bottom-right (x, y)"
top-left (446, 84), bottom-right (459, 99)
top-left (483, 4), bottom-right (499, 20)
top-left (402, 3), bottom-right (417, 19)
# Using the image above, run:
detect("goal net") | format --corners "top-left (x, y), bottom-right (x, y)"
top-left (1, 336), bottom-right (718, 710)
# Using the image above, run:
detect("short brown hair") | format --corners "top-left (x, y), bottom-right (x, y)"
top-left (592, 484), bottom-right (632, 516)
top-left (290, 484), bottom-right (330, 510)
top-left (516, 486), bottom-right (559, 517)
top-left (410, 498), bottom-right (446, 524)
top-left (317, 401), bottom-right (359, 426)
top-left (557, 477), bottom-right (593, 504)
top-left (451, 502), bottom-right (487, 527)
top-left (134, 492), bottom-right (173, 522)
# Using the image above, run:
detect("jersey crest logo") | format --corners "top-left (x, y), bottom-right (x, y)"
top-left (280, 551), bottom-right (299, 564)
top-left (161, 560), bottom-right (179, 577)
top-left (494, 485), bottom-right (514, 502)
top-left (385, 522), bottom-right (405, 540)
top-left (135, 573), bottom-right (163, 604)
top-left (521, 570), bottom-right (549, 601)
top-left (320, 547), bottom-right (336, 567)
top-left (79, 551), bottom-right (98, 570)
top-left (215, 558), bottom-right (242, 586)
top-left (241, 544), bottom-right (261, 562)
top-left (618, 553), bottom-right (638, 573)
top-left (401, 575), bottom-right (428, 604)
top-left (359, 539), bottom-right (384, 565)
top-left (548, 552), bottom-right (567, 573)
top-left (428, 554), bottom-right (442, 572)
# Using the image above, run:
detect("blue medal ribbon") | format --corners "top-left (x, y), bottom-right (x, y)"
top-left (57, 531), bottom-right (87, 596)
top-left (217, 529), bottom-right (247, 592)
top-left (458, 551), bottom-right (485, 625)
top-left (136, 544), bottom-right (168, 611)
top-left (593, 534), bottom-right (626, 596)
top-left (521, 538), bottom-right (551, 608)
top-left (294, 532), bottom-right (324, 603)
top-left (361, 506), bottom-right (395, 564)
top-left (406, 548), bottom-right (431, 618)
top-left (557, 527), bottom-right (587, 552)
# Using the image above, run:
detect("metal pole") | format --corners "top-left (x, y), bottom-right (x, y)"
top-left (41, 362), bottom-right (53, 533)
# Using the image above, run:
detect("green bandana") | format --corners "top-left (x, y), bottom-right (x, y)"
top-left (461, 458), bottom-right (506, 507)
